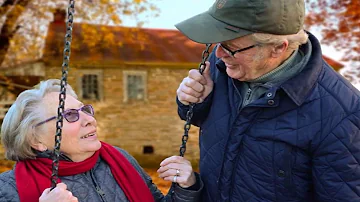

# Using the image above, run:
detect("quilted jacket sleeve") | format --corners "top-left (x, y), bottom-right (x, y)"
top-left (116, 147), bottom-right (203, 202)
top-left (0, 170), bottom-right (19, 202)
top-left (313, 111), bottom-right (360, 201)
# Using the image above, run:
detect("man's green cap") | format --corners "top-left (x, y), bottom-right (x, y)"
top-left (175, 0), bottom-right (305, 44)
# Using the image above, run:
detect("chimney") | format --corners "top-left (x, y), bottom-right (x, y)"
top-left (44, 9), bottom-right (67, 59)
top-left (53, 9), bottom-right (66, 24)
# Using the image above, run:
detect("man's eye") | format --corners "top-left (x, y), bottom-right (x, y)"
top-left (225, 44), bottom-right (236, 51)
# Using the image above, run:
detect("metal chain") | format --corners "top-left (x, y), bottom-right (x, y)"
top-left (171, 44), bottom-right (212, 197)
top-left (179, 43), bottom-right (212, 157)
top-left (51, 0), bottom-right (75, 190)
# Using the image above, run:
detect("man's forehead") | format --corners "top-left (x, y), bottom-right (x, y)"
top-left (224, 35), bottom-right (252, 46)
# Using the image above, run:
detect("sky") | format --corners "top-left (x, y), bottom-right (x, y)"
top-left (122, 0), bottom-right (344, 62)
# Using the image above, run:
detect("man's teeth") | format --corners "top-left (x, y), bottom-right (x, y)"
top-left (81, 133), bottom-right (95, 139)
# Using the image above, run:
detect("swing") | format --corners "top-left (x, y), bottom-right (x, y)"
top-left (50, 0), bottom-right (212, 190)
top-left (50, 0), bottom-right (75, 189)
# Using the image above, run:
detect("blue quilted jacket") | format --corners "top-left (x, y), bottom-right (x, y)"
top-left (177, 33), bottom-right (360, 202)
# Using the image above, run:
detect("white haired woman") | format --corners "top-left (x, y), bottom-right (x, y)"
top-left (0, 79), bottom-right (202, 202)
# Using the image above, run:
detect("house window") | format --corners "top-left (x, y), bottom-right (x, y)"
top-left (123, 71), bottom-right (147, 102)
top-left (82, 75), bottom-right (99, 100)
top-left (77, 70), bottom-right (103, 101)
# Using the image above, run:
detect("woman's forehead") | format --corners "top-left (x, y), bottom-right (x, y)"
top-left (43, 92), bottom-right (81, 109)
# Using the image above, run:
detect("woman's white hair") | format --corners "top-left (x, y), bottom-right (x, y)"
top-left (1, 79), bottom-right (77, 161)
top-left (250, 29), bottom-right (309, 51)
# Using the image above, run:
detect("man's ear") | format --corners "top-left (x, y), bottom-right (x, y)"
top-left (271, 40), bottom-right (289, 57)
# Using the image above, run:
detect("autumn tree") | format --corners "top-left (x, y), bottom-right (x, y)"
top-left (0, 0), bottom-right (158, 67)
top-left (305, 0), bottom-right (360, 83)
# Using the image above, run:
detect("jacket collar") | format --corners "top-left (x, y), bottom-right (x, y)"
top-left (216, 32), bottom-right (323, 106)
top-left (280, 32), bottom-right (323, 106)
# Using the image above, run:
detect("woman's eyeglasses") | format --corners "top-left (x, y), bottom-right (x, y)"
top-left (34, 105), bottom-right (94, 127)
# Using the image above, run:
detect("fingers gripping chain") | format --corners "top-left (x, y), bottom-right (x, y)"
top-left (179, 43), bottom-right (212, 157)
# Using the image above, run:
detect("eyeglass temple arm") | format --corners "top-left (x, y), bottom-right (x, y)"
top-left (34, 116), bottom-right (57, 128)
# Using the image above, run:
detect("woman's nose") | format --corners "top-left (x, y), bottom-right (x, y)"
top-left (80, 111), bottom-right (96, 126)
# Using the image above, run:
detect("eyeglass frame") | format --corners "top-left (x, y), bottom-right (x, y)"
top-left (218, 43), bottom-right (260, 57)
top-left (34, 104), bottom-right (95, 128)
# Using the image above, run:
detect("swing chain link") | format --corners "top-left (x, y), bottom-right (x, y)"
top-left (179, 43), bottom-right (212, 157)
top-left (171, 44), bottom-right (212, 198)
top-left (51, 0), bottom-right (75, 189)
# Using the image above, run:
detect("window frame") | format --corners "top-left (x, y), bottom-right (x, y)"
top-left (76, 69), bottom-right (103, 101)
top-left (123, 70), bottom-right (147, 103)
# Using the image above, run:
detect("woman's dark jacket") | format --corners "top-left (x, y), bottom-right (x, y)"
top-left (0, 147), bottom-right (203, 202)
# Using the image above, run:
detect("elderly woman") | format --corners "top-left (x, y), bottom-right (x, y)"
top-left (0, 79), bottom-right (202, 202)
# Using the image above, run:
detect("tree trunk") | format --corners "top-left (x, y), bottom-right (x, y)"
top-left (0, 0), bottom-right (31, 66)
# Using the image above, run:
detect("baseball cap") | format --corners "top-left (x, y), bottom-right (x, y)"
top-left (175, 0), bottom-right (305, 44)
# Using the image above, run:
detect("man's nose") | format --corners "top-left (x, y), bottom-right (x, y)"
top-left (215, 44), bottom-right (230, 58)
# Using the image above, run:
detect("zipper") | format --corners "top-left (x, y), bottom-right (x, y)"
top-left (95, 186), bottom-right (106, 198)
top-left (231, 79), bottom-right (243, 111)
top-left (86, 170), bottom-right (107, 202)
top-left (90, 170), bottom-right (106, 201)
top-left (244, 88), bottom-right (252, 106)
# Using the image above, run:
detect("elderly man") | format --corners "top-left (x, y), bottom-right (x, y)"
top-left (175, 0), bottom-right (360, 201)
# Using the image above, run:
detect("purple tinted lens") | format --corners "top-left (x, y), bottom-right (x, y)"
top-left (82, 105), bottom-right (94, 116)
top-left (64, 110), bottom-right (79, 122)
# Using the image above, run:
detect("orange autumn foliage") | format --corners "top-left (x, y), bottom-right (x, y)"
top-left (305, 0), bottom-right (360, 63)
top-left (0, 0), bottom-right (159, 68)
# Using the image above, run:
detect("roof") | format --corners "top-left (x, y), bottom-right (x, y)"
top-left (44, 21), bottom-right (212, 66)
top-left (44, 16), bottom-right (344, 70)
top-left (0, 75), bottom-right (41, 95)
top-left (322, 55), bottom-right (344, 71)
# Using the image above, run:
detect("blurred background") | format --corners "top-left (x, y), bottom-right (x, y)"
top-left (0, 0), bottom-right (359, 193)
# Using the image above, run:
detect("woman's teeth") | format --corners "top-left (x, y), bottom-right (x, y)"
top-left (81, 133), bottom-right (95, 139)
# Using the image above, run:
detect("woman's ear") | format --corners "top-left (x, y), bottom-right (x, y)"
top-left (31, 141), bottom-right (48, 152)
top-left (30, 134), bottom-right (48, 152)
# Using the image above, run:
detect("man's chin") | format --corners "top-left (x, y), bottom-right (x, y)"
top-left (226, 69), bottom-right (246, 81)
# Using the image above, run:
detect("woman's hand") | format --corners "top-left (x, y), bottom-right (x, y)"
top-left (39, 183), bottom-right (78, 202)
top-left (157, 156), bottom-right (196, 188)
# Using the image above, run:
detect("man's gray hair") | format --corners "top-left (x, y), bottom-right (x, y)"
top-left (1, 79), bottom-right (77, 161)
top-left (251, 29), bottom-right (309, 51)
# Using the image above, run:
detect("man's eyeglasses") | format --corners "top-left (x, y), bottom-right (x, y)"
top-left (34, 105), bottom-right (94, 127)
top-left (218, 43), bottom-right (260, 57)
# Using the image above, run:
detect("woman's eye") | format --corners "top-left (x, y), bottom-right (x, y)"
top-left (64, 111), bottom-right (74, 117)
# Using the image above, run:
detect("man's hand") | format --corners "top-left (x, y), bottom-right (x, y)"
top-left (177, 61), bottom-right (213, 105)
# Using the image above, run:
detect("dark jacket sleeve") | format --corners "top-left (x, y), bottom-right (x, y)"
top-left (0, 170), bottom-right (20, 202)
top-left (312, 111), bottom-right (360, 201)
top-left (116, 147), bottom-right (203, 202)
top-left (177, 50), bottom-right (217, 127)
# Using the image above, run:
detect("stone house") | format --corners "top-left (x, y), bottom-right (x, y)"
top-left (0, 10), bottom-right (345, 167)
top-left (40, 10), bottom-right (208, 167)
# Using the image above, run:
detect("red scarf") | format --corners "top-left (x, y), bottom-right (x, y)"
top-left (15, 142), bottom-right (155, 202)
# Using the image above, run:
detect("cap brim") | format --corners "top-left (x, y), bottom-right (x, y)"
top-left (175, 11), bottom-right (253, 44)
